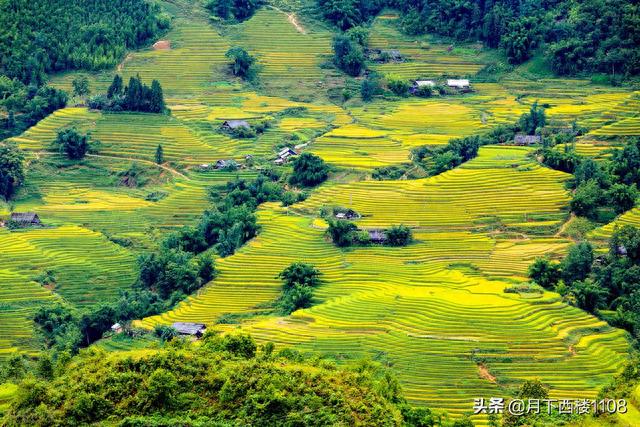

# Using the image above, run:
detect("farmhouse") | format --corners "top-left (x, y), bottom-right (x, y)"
top-left (514, 134), bottom-right (541, 146)
top-left (221, 120), bottom-right (250, 130)
top-left (171, 322), bottom-right (207, 338)
top-left (215, 159), bottom-right (229, 169)
top-left (335, 209), bottom-right (358, 220)
top-left (411, 80), bottom-right (436, 94)
top-left (110, 323), bottom-right (123, 334)
top-left (367, 229), bottom-right (387, 244)
top-left (447, 79), bottom-right (470, 89)
top-left (275, 147), bottom-right (297, 164)
top-left (10, 212), bottom-right (41, 226)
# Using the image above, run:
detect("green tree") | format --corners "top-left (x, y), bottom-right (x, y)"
top-left (332, 35), bottom-right (365, 76)
top-left (277, 262), bottom-right (322, 290)
top-left (139, 368), bottom-right (178, 410)
top-left (72, 75), bottom-right (90, 98)
top-left (518, 101), bottom-right (546, 135)
top-left (386, 225), bottom-right (412, 246)
top-left (155, 144), bottom-right (164, 164)
top-left (571, 279), bottom-right (608, 313)
top-left (387, 76), bottom-right (410, 96)
top-left (107, 74), bottom-right (123, 98)
top-left (610, 225), bottom-right (640, 263)
top-left (225, 47), bottom-right (256, 79)
top-left (611, 138), bottom-right (640, 186)
top-left (360, 76), bottom-right (381, 101)
top-left (289, 153), bottom-right (329, 187)
top-left (346, 25), bottom-right (369, 47)
top-left (326, 219), bottom-right (357, 247)
top-left (279, 283), bottom-right (315, 314)
top-left (53, 128), bottom-right (90, 160)
top-left (607, 183), bottom-right (638, 214)
top-left (562, 241), bottom-right (594, 285)
top-left (501, 18), bottom-right (537, 64)
top-left (0, 141), bottom-right (25, 200)
top-left (149, 79), bottom-right (165, 113)
top-left (528, 257), bottom-right (561, 288)
top-left (432, 151), bottom-right (463, 174)
top-left (570, 179), bottom-right (602, 219)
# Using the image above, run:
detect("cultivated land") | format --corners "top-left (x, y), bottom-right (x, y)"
top-left (2, 0), bottom-right (640, 424)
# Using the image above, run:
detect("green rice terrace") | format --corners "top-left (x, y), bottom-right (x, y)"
top-left (1, 0), bottom-right (640, 425)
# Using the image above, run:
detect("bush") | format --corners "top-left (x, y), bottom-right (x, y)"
top-left (225, 47), bottom-right (257, 80)
top-left (527, 257), bottom-right (561, 288)
top-left (332, 35), bottom-right (366, 76)
top-left (289, 153), bottom-right (329, 187)
top-left (387, 77), bottom-right (410, 96)
top-left (386, 225), bottom-right (412, 246)
top-left (52, 128), bottom-right (91, 160)
top-left (326, 220), bottom-right (358, 247)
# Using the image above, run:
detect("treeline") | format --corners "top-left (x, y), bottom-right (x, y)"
top-left (318, 0), bottom-right (640, 77)
top-left (88, 75), bottom-right (166, 113)
top-left (540, 137), bottom-right (640, 221)
top-left (528, 225), bottom-right (640, 343)
top-left (0, 0), bottom-right (168, 85)
top-left (1, 334), bottom-right (441, 426)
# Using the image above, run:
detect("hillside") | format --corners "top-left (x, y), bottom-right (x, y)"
top-left (1, 0), bottom-right (640, 425)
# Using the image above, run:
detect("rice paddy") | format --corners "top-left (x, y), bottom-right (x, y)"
top-left (2, 0), bottom-right (639, 423)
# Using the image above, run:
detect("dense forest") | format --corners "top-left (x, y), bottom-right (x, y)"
top-left (0, 0), bottom-right (167, 140)
top-left (318, 0), bottom-right (640, 76)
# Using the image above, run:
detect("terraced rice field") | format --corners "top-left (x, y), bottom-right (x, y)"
top-left (140, 147), bottom-right (629, 424)
top-left (3, 0), bottom-right (640, 422)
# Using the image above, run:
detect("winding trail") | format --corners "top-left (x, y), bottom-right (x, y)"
top-left (268, 6), bottom-right (306, 34)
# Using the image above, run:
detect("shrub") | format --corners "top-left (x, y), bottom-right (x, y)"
top-left (289, 153), bottom-right (329, 187)
top-left (386, 225), bottom-right (412, 246)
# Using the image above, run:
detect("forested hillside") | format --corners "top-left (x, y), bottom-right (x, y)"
top-left (319, 0), bottom-right (640, 75)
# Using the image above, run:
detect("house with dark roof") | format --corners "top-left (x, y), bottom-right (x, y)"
top-left (171, 322), bottom-right (206, 338)
top-left (10, 212), bottom-right (41, 226)
top-left (221, 120), bottom-right (250, 130)
top-left (514, 134), bottom-right (541, 146)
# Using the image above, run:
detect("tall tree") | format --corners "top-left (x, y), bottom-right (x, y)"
top-left (155, 144), bottom-right (164, 164)
top-left (107, 75), bottom-right (123, 98)
top-left (0, 141), bottom-right (25, 200)
top-left (149, 79), bottom-right (165, 113)
top-left (72, 75), bottom-right (90, 98)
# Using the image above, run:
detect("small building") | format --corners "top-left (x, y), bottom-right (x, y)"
top-left (513, 134), bottom-right (541, 146)
top-left (411, 80), bottom-right (436, 94)
top-left (277, 147), bottom-right (297, 162)
top-left (215, 159), bottom-right (229, 169)
top-left (617, 245), bottom-right (628, 256)
top-left (367, 229), bottom-right (387, 244)
top-left (10, 212), bottom-right (41, 226)
top-left (221, 120), bottom-right (250, 130)
top-left (447, 79), bottom-right (470, 89)
top-left (335, 209), bottom-right (358, 220)
top-left (110, 323), bottom-right (123, 334)
top-left (379, 49), bottom-right (402, 62)
top-left (171, 322), bottom-right (206, 338)
top-left (199, 163), bottom-right (211, 171)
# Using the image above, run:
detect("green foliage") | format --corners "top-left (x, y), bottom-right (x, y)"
top-left (561, 241), bottom-right (594, 285)
top-left (518, 101), bottom-right (546, 135)
top-left (52, 128), bottom-right (91, 160)
top-left (611, 138), bottom-right (640, 186)
top-left (570, 179), bottom-right (602, 219)
top-left (0, 141), bottom-right (25, 200)
top-left (2, 339), bottom-right (422, 426)
top-left (326, 219), bottom-right (358, 247)
top-left (277, 263), bottom-right (322, 314)
top-left (0, 0), bottom-right (166, 85)
top-left (206, 0), bottom-right (262, 22)
top-left (527, 257), bottom-right (561, 289)
top-left (387, 76), bottom-right (411, 97)
top-left (154, 325), bottom-right (178, 342)
top-left (539, 149), bottom-right (581, 174)
top-left (606, 183), bottom-right (638, 215)
top-left (155, 144), bottom-right (164, 164)
top-left (346, 26), bottom-right (369, 47)
top-left (289, 153), bottom-right (329, 187)
top-left (501, 17), bottom-right (538, 64)
top-left (71, 75), bottom-right (90, 98)
top-left (360, 76), bottom-right (382, 101)
top-left (332, 35), bottom-right (366, 77)
top-left (225, 47), bottom-right (256, 80)
top-left (386, 225), bottom-right (412, 247)
top-left (318, 0), bottom-right (383, 31)
top-left (91, 74), bottom-right (166, 113)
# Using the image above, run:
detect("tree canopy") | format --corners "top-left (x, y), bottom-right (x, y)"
top-left (0, 142), bottom-right (25, 200)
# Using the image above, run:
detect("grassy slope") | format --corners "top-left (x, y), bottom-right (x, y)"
top-left (1, 0), bottom-right (640, 424)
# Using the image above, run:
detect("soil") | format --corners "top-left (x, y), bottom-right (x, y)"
top-left (153, 40), bottom-right (171, 50)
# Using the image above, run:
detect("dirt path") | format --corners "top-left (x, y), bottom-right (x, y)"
top-left (117, 54), bottom-right (133, 72)
top-left (555, 213), bottom-right (576, 238)
top-left (268, 6), bottom-right (306, 34)
top-left (33, 151), bottom-right (190, 180)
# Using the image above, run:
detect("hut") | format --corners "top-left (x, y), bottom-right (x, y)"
top-left (411, 80), bottom-right (436, 94)
top-left (513, 134), bottom-right (541, 146)
top-left (10, 212), bottom-right (41, 226)
top-left (110, 323), bottom-right (123, 334)
top-left (367, 229), bottom-right (387, 244)
top-left (171, 322), bottom-right (207, 338)
top-left (221, 120), bottom-right (250, 130)
top-left (276, 147), bottom-right (297, 163)
top-left (446, 79), bottom-right (470, 90)
top-left (335, 209), bottom-right (358, 220)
